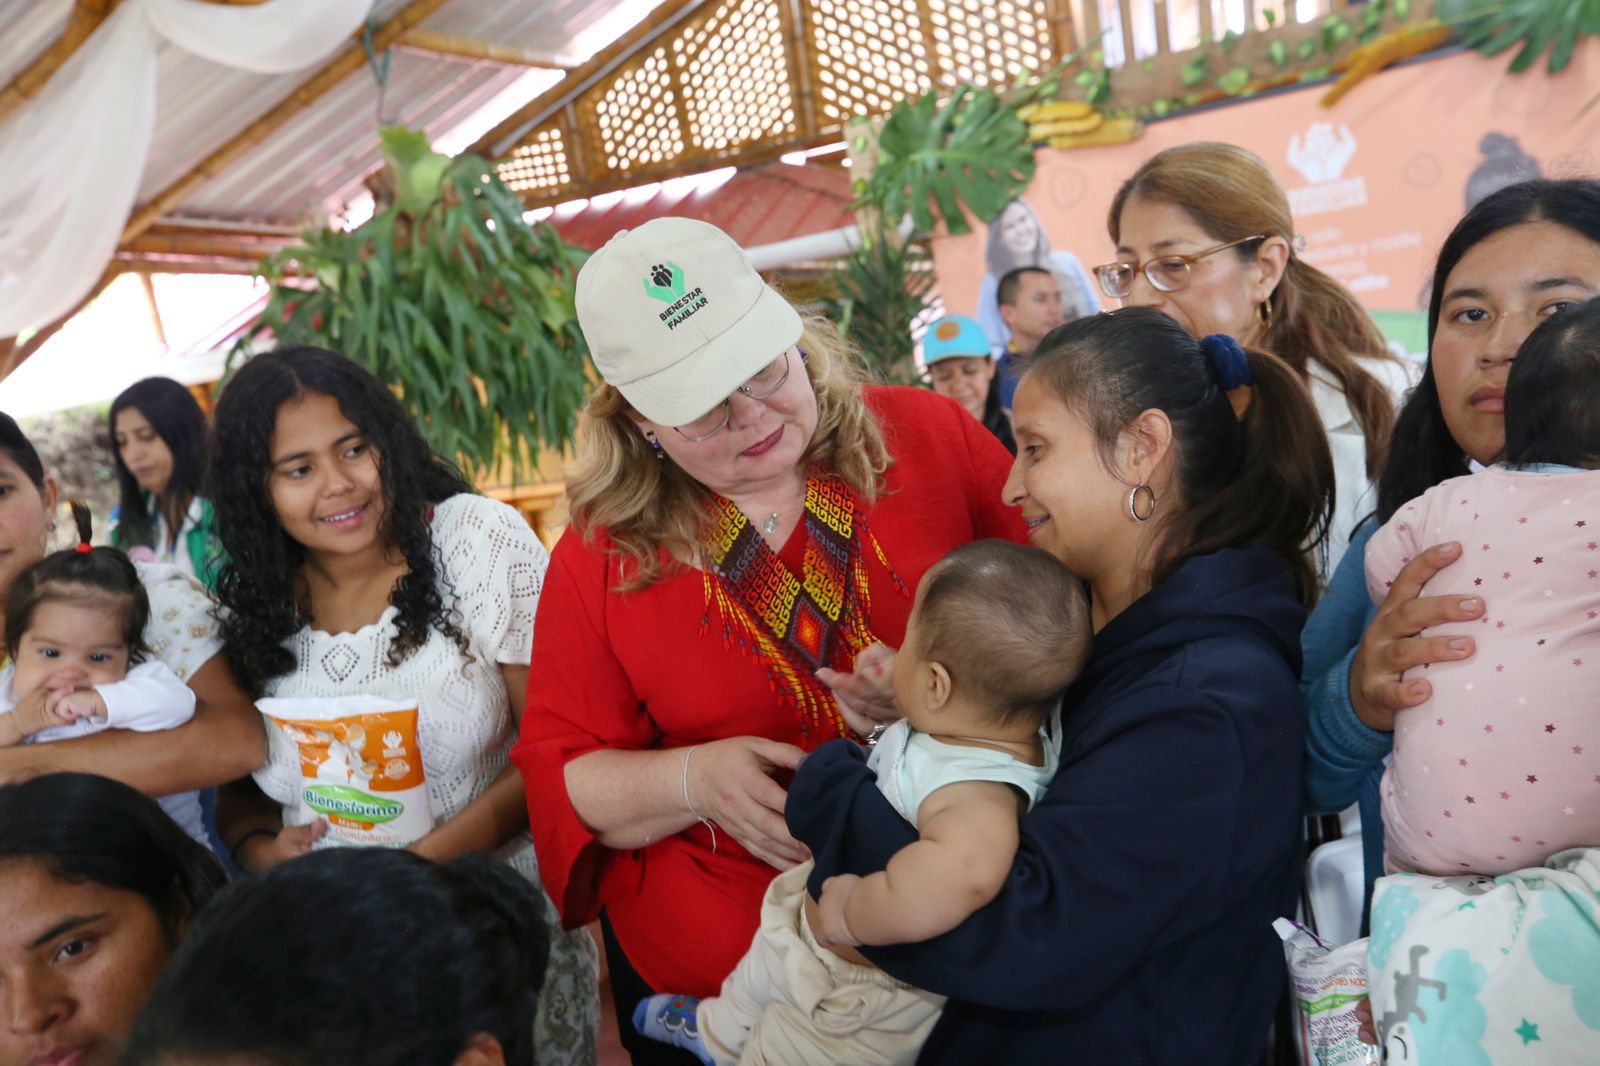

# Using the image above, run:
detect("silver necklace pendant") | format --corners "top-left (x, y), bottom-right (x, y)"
top-left (762, 512), bottom-right (780, 535)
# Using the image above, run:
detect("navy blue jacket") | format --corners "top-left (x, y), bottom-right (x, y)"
top-left (791, 547), bottom-right (1307, 1065)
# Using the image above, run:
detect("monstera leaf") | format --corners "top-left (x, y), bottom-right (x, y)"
top-left (1439, 0), bottom-right (1600, 74)
top-left (862, 86), bottom-right (1036, 236)
top-left (235, 131), bottom-right (591, 479)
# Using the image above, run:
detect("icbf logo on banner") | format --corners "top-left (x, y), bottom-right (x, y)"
top-left (1286, 122), bottom-right (1368, 217)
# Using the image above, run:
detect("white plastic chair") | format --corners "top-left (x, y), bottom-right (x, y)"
top-left (1303, 834), bottom-right (1365, 948)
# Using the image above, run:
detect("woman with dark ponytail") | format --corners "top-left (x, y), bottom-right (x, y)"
top-left (796, 306), bottom-right (1333, 1063)
top-left (125, 848), bottom-right (550, 1066)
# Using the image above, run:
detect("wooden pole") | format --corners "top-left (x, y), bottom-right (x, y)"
top-left (1116, 0), bottom-right (1137, 61)
top-left (914, 0), bottom-right (944, 91)
top-left (123, 231), bottom-right (287, 259)
top-left (398, 30), bottom-right (578, 69)
top-left (465, 0), bottom-right (711, 160)
top-left (844, 116), bottom-right (883, 246)
top-left (138, 273), bottom-right (168, 347)
top-left (119, 0), bottom-right (455, 246)
top-left (1043, 0), bottom-right (1080, 61)
top-left (0, 0), bottom-right (120, 132)
top-left (778, 0), bottom-right (818, 141)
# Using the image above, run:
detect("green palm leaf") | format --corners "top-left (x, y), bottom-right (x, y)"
top-left (823, 230), bottom-right (935, 385)
top-left (1440, 0), bottom-right (1600, 75)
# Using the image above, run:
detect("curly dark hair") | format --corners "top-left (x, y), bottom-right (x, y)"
top-left (206, 346), bottom-right (472, 697)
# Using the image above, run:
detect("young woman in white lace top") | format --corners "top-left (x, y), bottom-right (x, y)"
top-left (206, 347), bottom-right (597, 1065)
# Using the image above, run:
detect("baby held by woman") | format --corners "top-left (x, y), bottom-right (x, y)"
top-left (637, 539), bottom-right (1089, 1065)
top-left (1366, 299), bottom-right (1600, 877)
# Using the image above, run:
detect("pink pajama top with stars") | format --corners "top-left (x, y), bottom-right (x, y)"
top-left (1366, 464), bottom-right (1600, 876)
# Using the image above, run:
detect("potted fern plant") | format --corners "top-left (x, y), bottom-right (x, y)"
top-left (236, 127), bottom-right (591, 481)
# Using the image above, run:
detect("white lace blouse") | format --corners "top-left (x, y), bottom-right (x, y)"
top-left (253, 493), bottom-right (545, 875)
top-left (249, 494), bottom-right (599, 1063)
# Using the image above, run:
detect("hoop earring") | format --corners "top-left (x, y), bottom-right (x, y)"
top-left (1127, 483), bottom-right (1156, 523)
top-left (1255, 298), bottom-right (1273, 328)
top-left (645, 431), bottom-right (664, 460)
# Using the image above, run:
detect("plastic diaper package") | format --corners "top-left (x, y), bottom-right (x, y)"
top-left (1274, 917), bottom-right (1379, 1066)
top-left (258, 695), bottom-right (434, 848)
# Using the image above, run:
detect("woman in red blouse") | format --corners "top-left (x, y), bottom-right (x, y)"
top-left (513, 218), bottom-right (1023, 1063)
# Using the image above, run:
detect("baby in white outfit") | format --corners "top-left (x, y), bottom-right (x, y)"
top-left (637, 540), bottom-right (1091, 1066)
top-left (0, 506), bottom-right (196, 825)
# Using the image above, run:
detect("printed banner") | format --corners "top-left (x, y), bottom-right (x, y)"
top-left (933, 43), bottom-right (1600, 353)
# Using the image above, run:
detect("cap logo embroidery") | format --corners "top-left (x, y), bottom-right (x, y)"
top-left (934, 321), bottom-right (961, 341)
top-left (643, 262), bottom-right (686, 303)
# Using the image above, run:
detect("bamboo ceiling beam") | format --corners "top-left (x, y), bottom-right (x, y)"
top-left (0, 0), bottom-right (120, 131)
top-left (119, 0), bottom-right (456, 247)
top-left (466, 0), bottom-right (712, 160)
top-left (399, 30), bottom-right (578, 70)
top-left (114, 254), bottom-right (269, 276)
top-left (123, 231), bottom-right (288, 259)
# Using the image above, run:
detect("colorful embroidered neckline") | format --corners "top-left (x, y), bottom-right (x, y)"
top-left (700, 476), bottom-right (906, 742)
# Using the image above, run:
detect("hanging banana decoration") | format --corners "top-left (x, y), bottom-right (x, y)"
top-left (1016, 100), bottom-right (1143, 150)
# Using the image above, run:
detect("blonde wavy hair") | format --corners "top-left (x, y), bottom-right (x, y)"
top-left (566, 311), bottom-right (891, 591)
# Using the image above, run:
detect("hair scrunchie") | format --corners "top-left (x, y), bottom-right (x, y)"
top-left (1200, 333), bottom-right (1254, 391)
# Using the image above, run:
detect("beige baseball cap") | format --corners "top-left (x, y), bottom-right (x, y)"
top-left (575, 217), bottom-right (803, 427)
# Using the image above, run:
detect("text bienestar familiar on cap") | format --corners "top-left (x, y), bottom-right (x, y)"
top-left (576, 217), bottom-right (803, 427)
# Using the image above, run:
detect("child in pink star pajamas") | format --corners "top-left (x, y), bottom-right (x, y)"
top-left (1366, 299), bottom-right (1600, 876)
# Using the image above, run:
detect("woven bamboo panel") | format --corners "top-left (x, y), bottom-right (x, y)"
top-left (674, 0), bottom-right (798, 152)
top-left (497, 123), bottom-right (576, 197)
top-left (926, 0), bottom-right (1054, 87)
top-left (806, 0), bottom-right (933, 123)
top-left (580, 45), bottom-right (687, 173)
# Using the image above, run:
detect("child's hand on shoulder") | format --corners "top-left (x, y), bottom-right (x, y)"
top-left (813, 873), bottom-right (863, 949)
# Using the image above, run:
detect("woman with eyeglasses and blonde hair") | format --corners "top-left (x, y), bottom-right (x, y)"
top-left (513, 217), bottom-right (1023, 1064)
top-left (1098, 141), bottom-right (1413, 573)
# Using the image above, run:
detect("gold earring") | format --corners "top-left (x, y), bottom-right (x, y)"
top-left (1255, 298), bottom-right (1273, 327)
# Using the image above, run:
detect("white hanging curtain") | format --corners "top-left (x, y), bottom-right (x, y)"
top-left (0, 0), bottom-right (375, 339)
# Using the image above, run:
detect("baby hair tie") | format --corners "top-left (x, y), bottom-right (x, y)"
top-left (1200, 333), bottom-right (1254, 391)
top-left (75, 542), bottom-right (92, 554)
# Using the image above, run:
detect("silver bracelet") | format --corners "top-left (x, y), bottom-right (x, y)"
top-left (866, 721), bottom-right (889, 747)
top-left (681, 745), bottom-right (718, 853)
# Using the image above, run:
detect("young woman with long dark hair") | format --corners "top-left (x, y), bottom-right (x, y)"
top-left (109, 377), bottom-right (222, 590)
top-left (205, 345), bottom-right (597, 1063)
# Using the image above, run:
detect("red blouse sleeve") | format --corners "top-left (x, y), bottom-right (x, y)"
top-left (514, 533), bottom-right (661, 928)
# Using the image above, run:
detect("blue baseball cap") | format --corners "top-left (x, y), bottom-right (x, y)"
top-left (922, 315), bottom-right (992, 365)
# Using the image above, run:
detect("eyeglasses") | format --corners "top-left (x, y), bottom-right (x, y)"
top-left (1092, 235), bottom-right (1266, 300)
top-left (675, 349), bottom-right (794, 442)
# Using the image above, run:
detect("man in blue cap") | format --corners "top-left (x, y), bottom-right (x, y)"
top-left (922, 314), bottom-right (1015, 454)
